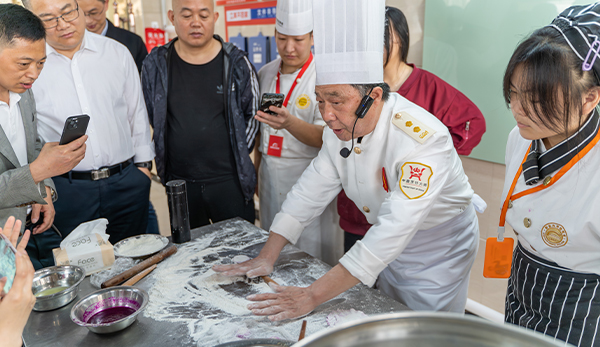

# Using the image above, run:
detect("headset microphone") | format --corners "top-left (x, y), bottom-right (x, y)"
top-left (340, 87), bottom-right (375, 158)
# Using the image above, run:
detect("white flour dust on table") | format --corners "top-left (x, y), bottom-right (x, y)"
top-left (142, 221), bottom-right (369, 346)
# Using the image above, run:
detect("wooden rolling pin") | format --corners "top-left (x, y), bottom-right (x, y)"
top-left (102, 245), bottom-right (177, 288)
top-left (122, 264), bottom-right (157, 286)
top-left (261, 275), bottom-right (279, 287)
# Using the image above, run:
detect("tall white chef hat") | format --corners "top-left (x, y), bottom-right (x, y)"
top-left (275, 0), bottom-right (313, 36)
top-left (312, 0), bottom-right (385, 85)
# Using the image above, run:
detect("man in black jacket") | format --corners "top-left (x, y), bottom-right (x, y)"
top-left (142, 0), bottom-right (259, 229)
top-left (79, 0), bottom-right (147, 73)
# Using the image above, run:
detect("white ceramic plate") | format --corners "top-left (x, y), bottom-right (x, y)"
top-left (113, 234), bottom-right (169, 258)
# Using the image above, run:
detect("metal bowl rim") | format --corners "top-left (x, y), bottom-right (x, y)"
top-left (32, 265), bottom-right (85, 300)
top-left (113, 234), bottom-right (168, 258)
top-left (291, 311), bottom-right (565, 347)
top-left (70, 286), bottom-right (149, 327)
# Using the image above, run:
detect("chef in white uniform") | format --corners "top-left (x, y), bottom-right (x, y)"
top-left (215, 0), bottom-right (480, 320)
top-left (255, 0), bottom-right (340, 264)
top-left (500, 5), bottom-right (600, 346)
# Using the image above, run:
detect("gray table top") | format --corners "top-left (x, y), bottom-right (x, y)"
top-left (23, 218), bottom-right (408, 346)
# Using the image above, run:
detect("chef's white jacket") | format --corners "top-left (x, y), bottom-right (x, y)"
top-left (271, 92), bottom-right (475, 287)
top-left (503, 127), bottom-right (600, 275)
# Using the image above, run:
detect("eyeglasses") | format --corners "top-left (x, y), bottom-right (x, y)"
top-left (84, 9), bottom-right (105, 20)
top-left (41, 3), bottom-right (80, 29)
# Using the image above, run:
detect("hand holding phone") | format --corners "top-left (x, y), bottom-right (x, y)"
top-left (260, 93), bottom-right (285, 116)
top-left (59, 115), bottom-right (90, 145)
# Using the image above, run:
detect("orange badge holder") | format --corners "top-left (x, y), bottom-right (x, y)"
top-left (483, 231), bottom-right (514, 279)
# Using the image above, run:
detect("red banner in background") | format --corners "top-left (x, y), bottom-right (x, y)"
top-left (145, 28), bottom-right (166, 53)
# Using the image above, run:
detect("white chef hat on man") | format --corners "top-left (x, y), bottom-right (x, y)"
top-left (275, 0), bottom-right (313, 36)
top-left (312, 0), bottom-right (385, 85)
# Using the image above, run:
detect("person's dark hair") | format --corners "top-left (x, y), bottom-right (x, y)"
top-left (384, 6), bottom-right (409, 67)
top-left (0, 4), bottom-right (45, 47)
top-left (351, 83), bottom-right (391, 102)
top-left (503, 26), bottom-right (599, 134)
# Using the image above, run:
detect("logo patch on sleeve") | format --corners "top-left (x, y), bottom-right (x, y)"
top-left (399, 162), bottom-right (433, 199)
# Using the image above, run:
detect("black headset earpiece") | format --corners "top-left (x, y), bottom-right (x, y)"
top-left (355, 94), bottom-right (374, 119)
top-left (341, 87), bottom-right (376, 158)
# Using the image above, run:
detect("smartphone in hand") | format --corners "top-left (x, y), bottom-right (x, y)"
top-left (260, 93), bottom-right (285, 115)
top-left (0, 233), bottom-right (17, 296)
top-left (59, 115), bottom-right (90, 145)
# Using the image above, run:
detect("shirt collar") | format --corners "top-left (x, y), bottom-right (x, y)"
top-left (522, 108), bottom-right (600, 185)
top-left (100, 20), bottom-right (108, 36)
top-left (46, 30), bottom-right (99, 57)
top-left (0, 92), bottom-right (22, 107)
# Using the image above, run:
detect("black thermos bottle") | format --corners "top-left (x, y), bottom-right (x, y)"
top-left (166, 180), bottom-right (191, 243)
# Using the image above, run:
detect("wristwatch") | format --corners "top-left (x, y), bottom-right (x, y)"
top-left (135, 161), bottom-right (153, 170)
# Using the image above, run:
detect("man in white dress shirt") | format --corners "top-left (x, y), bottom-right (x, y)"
top-left (23, 0), bottom-right (155, 268)
top-left (214, 0), bottom-right (480, 320)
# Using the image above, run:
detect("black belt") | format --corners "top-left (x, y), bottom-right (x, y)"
top-left (61, 158), bottom-right (133, 181)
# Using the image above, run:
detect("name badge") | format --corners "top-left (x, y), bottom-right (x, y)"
top-left (267, 135), bottom-right (283, 157)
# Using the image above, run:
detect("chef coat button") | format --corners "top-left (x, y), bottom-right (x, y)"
top-left (354, 147), bottom-right (362, 154)
top-left (508, 200), bottom-right (513, 209)
top-left (394, 113), bottom-right (401, 119)
top-left (363, 206), bottom-right (370, 213)
top-left (543, 176), bottom-right (552, 186)
top-left (523, 218), bottom-right (532, 228)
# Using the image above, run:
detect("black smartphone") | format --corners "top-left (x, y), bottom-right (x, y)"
top-left (260, 93), bottom-right (285, 115)
top-left (59, 115), bottom-right (90, 145)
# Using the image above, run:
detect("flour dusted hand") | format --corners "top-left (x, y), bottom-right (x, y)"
top-left (246, 283), bottom-right (318, 321)
top-left (212, 255), bottom-right (274, 279)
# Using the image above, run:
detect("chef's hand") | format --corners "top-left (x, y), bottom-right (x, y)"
top-left (30, 186), bottom-right (55, 234)
top-left (212, 255), bottom-right (274, 279)
top-left (255, 105), bottom-right (297, 131)
top-left (213, 232), bottom-right (289, 278)
top-left (247, 283), bottom-right (318, 321)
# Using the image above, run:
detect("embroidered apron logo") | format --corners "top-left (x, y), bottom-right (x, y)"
top-left (296, 94), bottom-right (311, 109)
top-left (541, 223), bottom-right (568, 248)
top-left (399, 162), bottom-right (432, 199)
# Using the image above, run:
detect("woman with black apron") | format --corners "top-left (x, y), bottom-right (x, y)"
top-left (501, 4), bottom-right (600, 347)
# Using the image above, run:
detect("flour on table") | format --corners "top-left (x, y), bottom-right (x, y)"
top-left (142, 220), bottom-right (374, 346)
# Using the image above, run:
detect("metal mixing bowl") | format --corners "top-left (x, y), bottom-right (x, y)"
top-left (70, 286), bottom-right (149, 334)
top-left (32, 265), bottom-right (85, 311)
top-left (293, 312), bottom-right (566, 347)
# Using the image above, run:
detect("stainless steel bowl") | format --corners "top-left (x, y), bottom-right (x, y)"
top-left (70, 286), bottom-right (149, 334)
top-left (32, 265), bottom-right (85, 311)
top-left (293, 312), bottom-right (566, 347)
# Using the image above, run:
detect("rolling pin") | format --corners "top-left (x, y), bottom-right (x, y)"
top-left (122, 264), bottom-right (157, 286)
top-left (102, 245), bottom-right (177, 288)
top-left (261, 275), bottom-right (279, 287)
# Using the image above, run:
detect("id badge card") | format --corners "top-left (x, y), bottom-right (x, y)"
top-left (267, 135), bottom-right (283, 157)
top-left (483, 237), bottom-right (514, 278)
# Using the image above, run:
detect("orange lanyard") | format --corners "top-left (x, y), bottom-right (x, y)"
top-left (498, 130), bottom-right (600, 236)
top-left (276, 53), bottom-right (313, 108)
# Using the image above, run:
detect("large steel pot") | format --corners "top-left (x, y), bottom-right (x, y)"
top-left (293, 312), bottom-right (569, 347)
